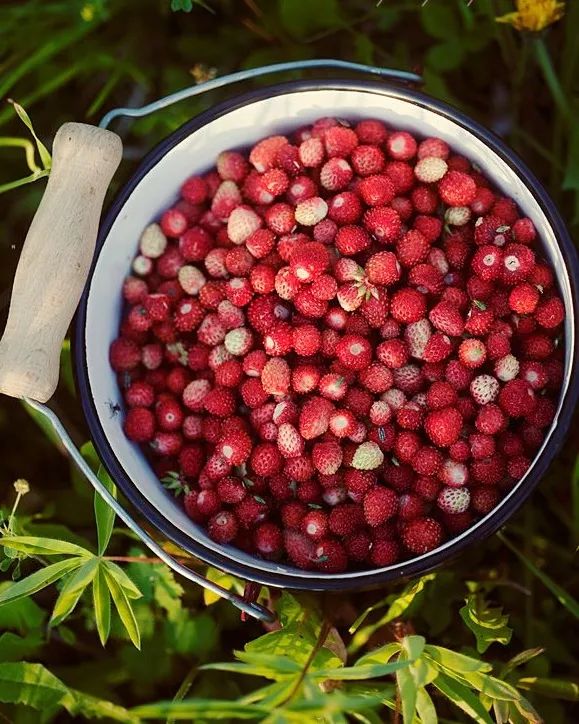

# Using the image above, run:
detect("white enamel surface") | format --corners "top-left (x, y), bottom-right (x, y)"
top-left (84, 88), bottom-right (574, 581)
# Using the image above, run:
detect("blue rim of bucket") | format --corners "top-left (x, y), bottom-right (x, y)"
top-left (73, 79), bottom-right (579, 590)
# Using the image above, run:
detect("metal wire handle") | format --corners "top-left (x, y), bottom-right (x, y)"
top-left (99, 59), bottom-right (422, 129)
top-left (25, 399), bottom-right (276, 623)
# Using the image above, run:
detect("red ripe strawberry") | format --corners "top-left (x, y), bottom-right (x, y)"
top-left (207, 511), bottom-right (238, 543)
top-left (395, 230), bottom-right (429, 268)
top-left (249, 264), bottom-right (275, 294)
top-left (470, 486), bottom-right (500, 514)
top-left (396, 402), bottom-right (424, 431)
top-left (521, 333), bottom-right (554, 360)
top-left (289, 242), bottom-right (330, 282)
top-left (302, 510), bottom-right (329, 540)
top-left (377, 339), bottom-right (408, 369)
top-left (319, 157), bottom-right (353, 190)
top-left (426, 381), bottom-right (457, 409)
top-left (155, 398), bottom-right (184, 432)
top-left (498, 379), bottom-right (537, 417)
top-left (413, 446), bottom-right (443, 476)
top-left (486, 331), bottom-right (511, 360)
top-left (284, 530), bottom-right (315, 569)
top-left (364, 250), bottom-right (401, 286)
top-left (439, 458), bottom-right (469, 487)
top-left (402, 517), bottom-right (443, 554)
top-left (390, 288), bottom-right (426, 324)
top-left (311, 274), bottom-right (338, 301)
top-left (492, 196), bottom-right (519, 224)
top-left (249, 442), bottom-right (282, 476)
top-left (411, 185), bottom-right (438, 214)
top-left (246, 228), bottom-right (275, 259)
top-left (464, 306), bottom-right (495, 336)
top-left (203, 387), bottom-right (235, 417)
top-left (298, 136), bottom-right (324, 168)
top-left (386, 130), bottom-right (417, 160)
top-left (501, 243), bottom-right (535, 285)
top-left (363, 486), bottom-right (399, 526)
top-left (458, 339), bottom-right (487, 368)
top-left (471, 245), bottom-right (503, 281)
top-left (384, 161), bottom-right (414, 194)
top-left (160, 208), bottom-right (188, 237)
top-left (408, 263), bottom-right (444, 294)
top-left (313, 219), bottom-right (338, 243)
top-left (216, 476), bottom-right (247, 505)
top-left (418, 137), bottom-right (449, 159)
top-left (284, 455), bottom-right (315, 483)
top-left (370, 540), bottom-right (400, 566)
top-left (422, 333), bottom-right (453, 364)
top-left (294, 288), bottom-right (327, 318)
top-left (512, 217), bottom-right (536, 244)
top-left (327, 503), bottom-right (364, 536)
top-left (363, 206), bottom-right (402, 243)
top-left (327, 190), bottom-right (363, 224)
top-left (437, 486), bottom-right (470, 514)
top-left (351, 144), bottom-right (385, 175)
top-left (324, 125), bottom-right (358, 157)
top-left (312, 441), bottom-right (343, 475)
top-left (438, 171), bottom-right (476, 206)
top-left (151, 431), bottom-right (183, 457)
top-left (291, 324), bottom-right (321, 357)
top-left (277, 423), bottom-right (304, 459)
top-left (196, 489), bottom-right (221, 517)
top-left (475, 403), bottom-right (506, 435)
top-left (261, 358), bottom-right (290, 396)
top-left (424, 407), bottom-right (462, 447)
top-left (249, 135), bottom-right (287, 172)
top-left (335, 225), bottom-right (371, 256)
top-left (216, 150), bottom-right (249, 182)
top-left (299, 396), bottom-right (333, 440)
top-left (125, 381), bottom-right (155, 408)
top-left (329, 409), bottom-right (357, 438)
top-left (315, 538), bottom-right (348, 573)
top-left (519, 361), bottom-right (548, 390)
top-left (235, 496), bottom-right (269, 528)
top-left (123, 407), bottom-right (155, 442)
top-left (471, 455), bottom-right (506, 485)
top-left (343, 531), bottom-right (371, 562)
top-left (110, 338), bottom-right (141, 371)
top-left (240, 378), bottom-right (269, 408)
top-left (254, 523), bottom-right (283, 559)
top-left (360, 291), bottom-right (389, 328)
top-left (535, 296), bottom-right (564, 328)
top-left (276, 143), bottom-right (302, 176)
top-left (318, 372), bottom-right (348, 401)
top-left (337, 282), bottom-right (364, 312)
top-left (292, 364), bottom-right (321, 393)
top-left (263, 322), bottom-right (293, 357)
top-left (359, 363), bottom-right (394, 394)
top-left (358, 173), bottom-right (395, 206)
top-left (428, 302), bottom-right (464, 337)
top-left (354, 118), bottom-right (389, 144)
top-left (336, 334), bottom-right (372, 371)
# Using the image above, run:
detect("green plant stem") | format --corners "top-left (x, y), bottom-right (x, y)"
top-left (533, 36), bottom-right (571, 124)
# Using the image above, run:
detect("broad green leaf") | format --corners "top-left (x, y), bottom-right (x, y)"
top-left (312, 660), bottom-right (410, 680)
top-left (458, 671), bottom-right (522, 701)
top-left (282, 691), bottom-right (382, 713)
top-left (240, 679), bottom-right (298, 708)
top-left (0, 535), bottom-right (92, 557)
top-left (493, 699), bottom-right (510, 724)
top-left (355, 642), bottom-right (400, 667)
top-left (93, 564), bottom-right (111, 646)
top-left (431, 672), bottom-right (493, 724)
top-left (102, 561), bottom-right (142, 599)
top-left (402, 635), bottom-right (425, 661)
top-left (516, 676), bottom-right (579, 701)
top-left (10, 101), bottom-right (52, 169)
top-left (512, 695), bottom-right (543, 723)
top-left (235, 651), bottom-right (303, 674)
top-left (152, 565), bottom-right (183, 620)
top-left (415, 686), bottom-right (438, 724)
top-left (460, 593), bottom-right (512, 653)
top-left (421, 2), bottom-right (460, 39)
top-left (0, 662), bottom-right (67, 710)
top-left (279, 0), bottom-right (341, 38)
top-left (103, 566), bottom-right (140, 649)
top-left (61, 688), bottom-right (136, 722)
top-left (0, 558), bottom-right (83, 606)
top-left (201, 661), bottom-right (293, 680)
top-left (424, 645), bottom-right (492, 673)
top-left (0, 631), bottom-right (44, 663)
top-left (133, 699), bottom-right (267, 719)
top-left (50, 558), bottom-right (99, 626)
top-left (0, 588), bottom-right (45, 630)
top-left (499, 534), bottom-right (579, 619)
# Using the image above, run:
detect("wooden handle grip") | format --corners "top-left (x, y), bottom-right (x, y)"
top-left (0, 123), bottom-right (122, 403)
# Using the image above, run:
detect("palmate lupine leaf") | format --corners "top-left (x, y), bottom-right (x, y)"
top-left (92, 564), bottom-right (111, 646)
top-left (0, 558), bottom-right (84, 606)
top-left (50, 558), bottom-right (99, 626)
top-left (0, 535), bottom-right (92, 557)
top-left (102, 565), bottom-right (141, 650)
top-left (81, 441), bottom-right (117, 555)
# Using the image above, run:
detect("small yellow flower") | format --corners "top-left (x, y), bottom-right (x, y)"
top-left (496, 0), bottom-right (565, 32)
top-left (81, 4), bottom-right (95, 22)
top-left (13, 479), bottom-right (30, 496)
top-left (190, 64), bottom-right (218, 85)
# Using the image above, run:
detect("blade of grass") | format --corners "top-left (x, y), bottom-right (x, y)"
top-left (498, 533), bottom-right (579, 619)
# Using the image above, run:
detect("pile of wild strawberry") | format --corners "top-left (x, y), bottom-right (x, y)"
top-left (110, 117), bottom-right (565, 573)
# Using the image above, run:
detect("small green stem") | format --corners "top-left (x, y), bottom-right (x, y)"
top-left (533, 36), bottom-right (571, 125)
top-left (7, 493), bottom-right (22, 532)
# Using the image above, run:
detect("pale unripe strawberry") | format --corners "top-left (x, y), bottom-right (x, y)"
top-left (133, 255), bottom-right (153, 276)
top-left (224, 327), bottom-right (253, 356)
top-left (381, 388), bottom-right (406, 410)
top-left (405, 318), bottom-right (432, 359)
top-left (414, 156), bottom-right (448, 183)
top-left (494, 354), bottom-right (520, 382)
top-left (295, 197), bottom-right (328, 226)
top-left (445, 206), bottom-right (471, 227)
top-left (227, 206), bottom-right (262, 244)
top-left (437, 486), bottom-right (470, 514)
top-left (139, 223), bottom-right (167, 258)
top-left (178, 265), bottom-right (206, 295)
top-left (352, 441), bottom-right (384, 470)
top-left (470, 374), bottom-right (499, 405)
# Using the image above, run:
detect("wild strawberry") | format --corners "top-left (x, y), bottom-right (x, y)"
top-left (358, 174), bottom-right (396, 206)
top-left (294, 288), bottom-right (327, 318)
top-left (458, 338), bottom-right (487, 368)
top-left (519, 360), bottom-right (548, 390)
top-left (351, 144), bottom-right (385, 175)
top-left (276, 423), bottom-right (304, 459)
top-left (470, 374), bottom-right (499, 404)
top-left (139, 223), bottom-right (168, 260)
top-left (390, 288), bottom-right (426, 324)
top-left (216, 150), bottom-right (249, 182)
top-left (329, 409), bottom-right (357, 438)
top-left (249, 135), bottom-right (287, 172)
top-left (215, 476), bottom-right (246, 505)
top-left (425, 408), bottom-right (463, 447)
top-left (363, 206), bottom-right (402, 243)
top-left (253, 523), bottom-right (283, 559)
top-left (302, 510), bottom-right (329, 540)
top-left (470, 486), bottom-right (499, 514)
top-left (295, 196), bottom-right (328, 226)
top-left (284, 529), bottom-right (315, 569)
top-left (438, 171), bottom-right (476, 206)
top-left (318, 373), bottom-right (348, 401)
top-left (335, 334), bottom-right (372, 371)
top-left (123, 407), bottom-right (155, 442)
top-left (141, 343), bottom-right (163, 370)
top-left (414, 156), bottom-right (448, 183)
top-left (396, 230), bottom-right (429, 268)
top-left (335, 225), bottom-right (371, 256)
top-left (386, 130), bottom-right (416, 160)
top-left (422, 333), bottom-right (453, 363)
top-left (240, 378), bottom-right (269, 408)
top-left (292, 364), bottom-right (321, 393)
top-left (290, 242), bottom-right (330, 282)
top-left (439, 459), bottom-right (469, 487)
top-left (363, 250), bottom-right (400, 287)
top-left (437, 486), bottom-right (470, 514)
top-left (475, 403), bottom-right (506, 435)
top-left (493, 354), bottom-right (519, 382)
top-left (327, 190), bottom-right (363, 224)
top-left (207, 511), bottom-right (238, 543)
top-left (319, 157), bottom-right (353, 191)
top-left (402, 517), bottom-right (443, 554)
top-left (370, 540), bottom-right (400, 566)
top-left (353, 118), bottom-right (388, 144)
top-left (249, 442), bottom-right (282, 476)
top-left (285, 455), bottom-right (315, 483)
top-left (203, 387), bottom-right (235, 417)
top-left (224, 327), bottom-right (253, 356)
top-left (312, 441), bottom-right (343, 475)
top-left (535, 296), bottom-right (564, 328)
top-left (417, 137), bottom-right (449, 159)
top-left (261, 358), bottom-right (290, 396)
top-left (412, 446), bottom-right (443, 476)
top-left (151, 431), bottom-right (183, 457)
top-left (362, 486), bottom-right (398, 526)
top-left (298, 137), bottom-right (325, 167)
top-left (426, 381), bottom-right (457, 409)
top-left (498, 379), bottom-right (537, 417)
top-left (211, 180), bottom-right (242, 220)
top-left (352, 441), bottom-right (384, 470)
top-left (299, 396), bottom-right (333, 440)
top-left (411, 185), bottom-right (438, 214)
top-left (311, 274), bottom-right (338, 301)
top-left (313, 218), bottom-right (338, 244)
top-left (314, 538), bottom-right (348, 573)
top-left (324, 125), bottom-right (358, 158)
top-left (110, 338), bottom-right (142, 371)
top-left (471, 455), bottom-right (506, 485)
top-left (160, 208), bottom-right (188, 237)
top-left (155, 398), bottom-right (184, 432)
top-left (501, 243), bottom-right (535, 284)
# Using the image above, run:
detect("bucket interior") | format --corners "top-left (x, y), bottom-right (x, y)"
top-left (80, 85), bottom-right (575, 585)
